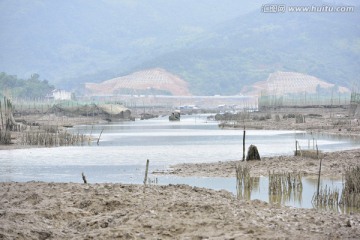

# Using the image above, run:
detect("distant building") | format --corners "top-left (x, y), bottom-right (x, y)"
top-left (50, 89), bottom-right (72, 100)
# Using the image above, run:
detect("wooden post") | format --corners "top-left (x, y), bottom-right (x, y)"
top-left (144, 159), bottom-right (149, 185)
top-left (243, 126), bottom-right (246, 161)
top-left (143, 159), bottom-right (150, 193)
top-left (0, 100), bottom-right (3, 128)
top-left (295, 140), bottom-right (298, 156)
top-left (82, 172), bottom-right (87, 184)
top-left (97, 128), bottom-right (104, 145)
top-left (316, 145), bottom-right (322, 198)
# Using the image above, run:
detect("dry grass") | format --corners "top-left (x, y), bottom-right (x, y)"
top-left (312, 185), bottom-right (340, 209)
top-left (21, 129), bottom-right (91, 147)
top-left (268, 171), bottom-right (303, 204)
top-left (340, 165), bottom-right (360, 209)
top-left (299, 150), bottom-right (324, 159)
top-left (235, 163), bottom-right (259, 199)
top-left (311, 165), bottom-right (360, 212)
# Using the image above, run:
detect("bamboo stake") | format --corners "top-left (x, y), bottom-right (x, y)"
top-left (0, 101), bottom-right (3, 128)
top-left (243, 126), bottom-right (246, 161)
top-left (82, 172), bottom-right (87, 184)
top-left (144, 159), bottom-right (149, 185)
top-left (97, 128), bottom-right (104, 145)
top-left (316, 144), bottom-right (322, 198)
top-left (143, 159), bottom-right (150, 193)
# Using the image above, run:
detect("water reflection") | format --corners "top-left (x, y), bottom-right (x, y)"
top-left (162, 174), bottom-right (357, 212)
top-left (269, 185), bottom-right (303, 206)
top-left (236, 175), bottom-right (304, 206)
top-left (237, 176), bottom-right (260, 200)
top-left (268, 172), bottom-right (303, 206)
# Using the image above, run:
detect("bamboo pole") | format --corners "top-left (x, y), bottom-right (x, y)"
top-left (0, 100), bottom-right (3, 129)
top-left (243, 126), bottom-right (246, 161)
top-left (143, 159), bottom-right (150, 193)
top-left (144, 159), bottom-right (149, 185)
top-left (316, 144), bottom-right (322, 198)
top-left (97, 128), bottom-right (104, 145)
top-left (82, 172), bottom-right (88, 184)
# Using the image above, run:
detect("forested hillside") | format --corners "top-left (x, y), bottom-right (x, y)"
top-left (0, 0), bottom-right (359, 95)
top-left (133, 6), bottom-right (360, 95)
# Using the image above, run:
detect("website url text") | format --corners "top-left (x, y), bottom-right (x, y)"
top-left (261, 4), bottom-right (355, 13)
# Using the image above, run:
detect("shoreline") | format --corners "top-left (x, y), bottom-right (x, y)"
top-left (0, 114), bottom-right (106, 151)
top-left (156, 147), bottom-right (360, 178)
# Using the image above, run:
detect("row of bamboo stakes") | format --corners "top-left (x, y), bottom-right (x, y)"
top-left (0, 97), bottom-right (105, 147)
top-left (239, 127), bottom-right (359, 211)
top-left (20, 130), bottom-right (91, 147)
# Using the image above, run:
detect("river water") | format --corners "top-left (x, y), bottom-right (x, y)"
top-left (0, 115), bottom-right (359, 209)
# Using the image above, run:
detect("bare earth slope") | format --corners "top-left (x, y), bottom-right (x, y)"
top-left (85, 68), bottom-right (191, 96)
top-left (241, 71), bottom-right (350, 97)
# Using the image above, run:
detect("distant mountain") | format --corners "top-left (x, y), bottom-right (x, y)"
top-left (133, 1), bottom-right (360, 95)
top-left (0, 0), bottom-right (359, 96)
top-left (85, 68), bottom-right (191, 96)
top-left (0, 0), bottom-right (264, 90)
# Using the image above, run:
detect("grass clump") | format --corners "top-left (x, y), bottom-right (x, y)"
top-left (268, 171), bottom-right (303, 204)
top-left (312, 185), bottom-right (340, 209)
top-left (236, 164), bottom-right (259, 199)
top-left (340, 165), bottom-right (360, 209)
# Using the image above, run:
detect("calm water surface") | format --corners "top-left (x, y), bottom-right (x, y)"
top-left (1, 115), bottom-right (358, 208)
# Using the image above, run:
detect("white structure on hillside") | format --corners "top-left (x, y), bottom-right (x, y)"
top-left (52, 89), bottom-right (72, 100)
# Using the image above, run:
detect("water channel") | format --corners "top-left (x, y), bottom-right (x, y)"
top-left (1, 115), bottom-right (359, 209)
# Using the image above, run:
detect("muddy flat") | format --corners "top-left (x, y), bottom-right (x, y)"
top-left (1, 182), bottom-right (359, 239)
top-left (160, 148), bottom-right (360, 178)
top-left (1, 106), bottom-right (360, 239)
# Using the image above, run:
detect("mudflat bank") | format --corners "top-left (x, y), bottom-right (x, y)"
top-left (159, 148), bottom-right (360, 178)
top-left (217, 106), bottom-right (360, 136)
top-left (1, 101), bottom-right (133, 151)
top-left (1, 182), bottom-right (360, 239)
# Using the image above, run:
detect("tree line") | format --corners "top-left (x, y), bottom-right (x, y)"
top-left (0, 72), bottom-right (54, 99)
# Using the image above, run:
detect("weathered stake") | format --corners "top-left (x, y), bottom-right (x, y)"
top-left (316, 144), bottom-right (322, 198)
top-left (97, 128), bottom-right (104, 145)
top-left (144, 159), bottom-right (149, 185)
top-left (143, 159), bottom-right (150, 194)
top-left (82, 172), bottom-right (87, 184)
top-left (242, 126), bottom-right (246, 161)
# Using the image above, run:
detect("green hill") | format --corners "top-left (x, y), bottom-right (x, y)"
top-left (132, 5), bottom-right (360, 95)
top-left (0, 0), bottom-right (264, 91)
top-left (0, 0), bottom-right (359, 95)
